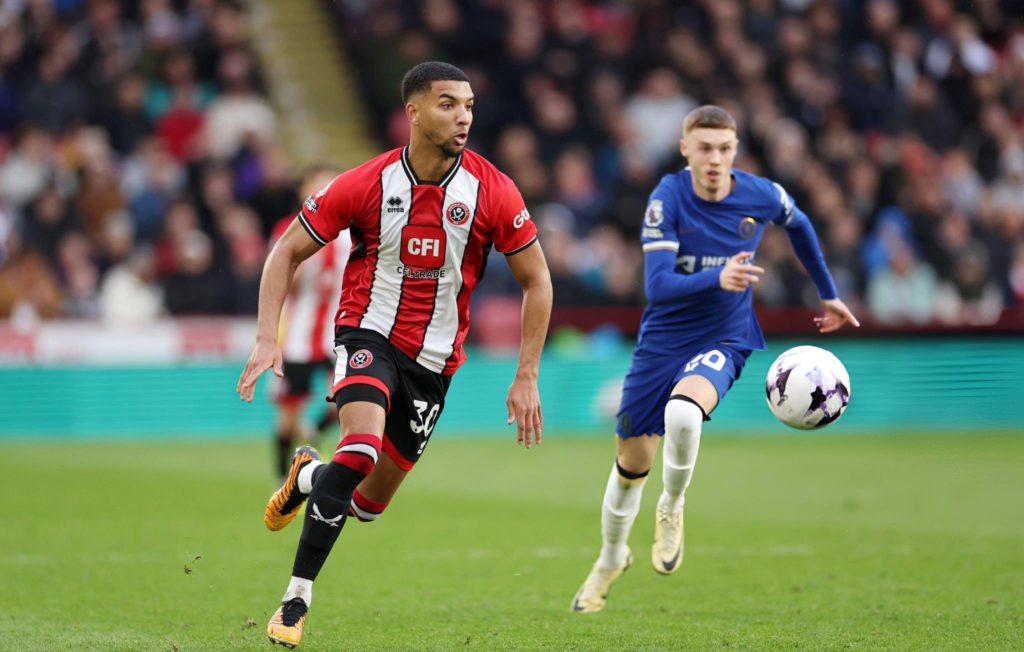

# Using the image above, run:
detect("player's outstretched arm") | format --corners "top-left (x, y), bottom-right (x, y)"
top-left (236, 220), bottom-right (322, 402)
top-left (780, 209), bottom-right (860, 334)
top-left (504, 242), bottom-right (552, 449)
top-left (815, 298), bottom-right (860, 333)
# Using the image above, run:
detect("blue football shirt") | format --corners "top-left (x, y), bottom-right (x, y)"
top-left (637, 167), bottom-right (807, 355)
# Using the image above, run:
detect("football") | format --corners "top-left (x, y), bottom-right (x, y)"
top-left (765, 346), bottom-right (851, 429)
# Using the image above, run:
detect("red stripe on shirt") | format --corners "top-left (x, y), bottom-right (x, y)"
top-left (389, 185), bottom-right (444, 361)
top-left (443, 213), bottom-right (489, 374)
top-left (337, 155), bottom-right (395, 330)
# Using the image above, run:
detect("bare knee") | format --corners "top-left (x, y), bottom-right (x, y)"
top-left (339, 401), bottom-right (385, 437)
top-left (671, 375), bottom-right (718, 415)
top-left (616, 434), bottom-right (660, 474)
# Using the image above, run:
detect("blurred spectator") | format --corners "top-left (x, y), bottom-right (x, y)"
top-left (23, 43), bottom-right (89, 135)
top-left (122, 139), bottom-right (186, 240)
top-left (0, 126), bottom-right (53, 210)
top-left (245, 143), bottom-right (299, 235)
top-left (200, 48), bottom-right (274, 159)
top-left (21, 185), bottom-right (77, 262)
top-left (752, 227), bottom-right (807, 307)
top-left (532, 202), bottom-right (594, 305)
top-left (148, 48), bottom-right (211, 158)
top-left (624, 68), bottom-right (696, 170)
top-left (551, 146), bottom-right (606, 235)
top-left (216, 203), bottom-right (265, 313)
top-left (823, 213), bottom-right (864, 304)
top-left (841, 43), bottom-right (894, 132)
top-left (866, 243), bottom-right (939, 325)
top-left (163, 229), bottom-right (227, 315)
top-left (942, 149), bottom-right (984, 214)
top-left (0, 233), bottom-right (63, 321)
top-left (99, 247), bottom-right (163, 325)
top-left (934, 248), bottom-right (1003, 325)
top-left (56, 231), bottom-right (100, 319)
top-left (101, 73), bottom-right (151, 155)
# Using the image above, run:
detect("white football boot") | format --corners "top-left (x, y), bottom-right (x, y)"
top-left (571, 551), bottom-right (633, 613)
top-left (652, 506), bottom-right (683, 575)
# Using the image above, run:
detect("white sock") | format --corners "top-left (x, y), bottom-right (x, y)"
top-left (598, 462), bottom-right (647, 569)
top-left (283, 576), bottom-right (313, 606)
top-left (659, 398), bottom-right (704, 513)
top-left (297, 460), bottom-right (323, 494)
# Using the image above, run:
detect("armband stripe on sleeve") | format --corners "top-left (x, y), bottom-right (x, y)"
top-left (297, 211), bottom-right (329, 246)
top-left (642, 241), bottom-right (680, 252)
top-left (503, 235), bottom-right (538, 256)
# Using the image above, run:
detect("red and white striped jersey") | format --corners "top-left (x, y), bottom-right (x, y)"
top-left (297, 146), bottom-right (538, 375)
top-left (273, 217), bottom-right (351, 363)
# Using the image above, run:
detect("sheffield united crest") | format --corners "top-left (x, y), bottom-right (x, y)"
top-left (446, 202), bottom-right (471, 225)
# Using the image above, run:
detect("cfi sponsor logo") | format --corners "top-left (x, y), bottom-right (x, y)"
top-left (738, 216), bottom-right (757, 239)
top-left (386, 196), bottom-right (405, 214)
top-left (446, 202), bottom-right (471, 225)
top-left (349, 349), bottom-right (373, 369)
top-left (304, 196), bottom-right (319, 213)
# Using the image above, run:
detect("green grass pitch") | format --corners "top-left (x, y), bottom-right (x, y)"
top-left (2, 432), bottom-right (1022, 651)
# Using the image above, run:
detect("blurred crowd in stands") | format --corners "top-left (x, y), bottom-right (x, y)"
top-left (0, 0), bottom-right (285, 326)
top-left (1, 0), bottom-right (1023, 330)
top-left (339, 0), bottom-right (1024, 326)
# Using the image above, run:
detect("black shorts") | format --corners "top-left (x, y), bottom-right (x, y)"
top-left (275, 359), bottom-right (333, 406)
top-left (330, 327), bottom-right (451, 470)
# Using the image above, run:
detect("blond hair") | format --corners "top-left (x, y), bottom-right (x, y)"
top-left (683, 105), bottom-right (737, 135)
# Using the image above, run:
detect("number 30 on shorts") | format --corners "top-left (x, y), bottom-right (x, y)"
top-left (410, 400), bottom-right (440, 455)
top-left (684, 349), bottom-right (726, 373)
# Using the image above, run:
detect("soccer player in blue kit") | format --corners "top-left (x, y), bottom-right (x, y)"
top-left (571, 106), bottom-right (860, 613)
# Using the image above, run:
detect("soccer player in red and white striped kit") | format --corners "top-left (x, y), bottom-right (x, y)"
top-left (268, 166), bottom-right (351, 482)
top-left (237, 62), bottom-right (552, 648)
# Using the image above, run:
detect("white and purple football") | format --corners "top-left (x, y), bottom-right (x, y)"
top-left (765, 346), bottom-right (851, 430)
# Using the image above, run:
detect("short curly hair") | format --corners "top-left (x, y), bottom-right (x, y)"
top-left (401, 61), bottom-right (470, 103)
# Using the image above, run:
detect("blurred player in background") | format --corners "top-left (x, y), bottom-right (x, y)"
top-left (236, 61), bottom-right (552, 648)
top-left (269, 166), bottom-right (351, 481)
top-left (571, 106), bottom-right (860, 613)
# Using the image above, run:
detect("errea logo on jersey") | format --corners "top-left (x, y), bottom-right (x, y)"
top-left (386, 196), bottom-right (405, 214)
top-left (513, 208), bottom-right (531, 229)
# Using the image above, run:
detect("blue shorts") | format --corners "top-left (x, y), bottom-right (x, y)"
top-left (616, 342), bottom-right (751, 439)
